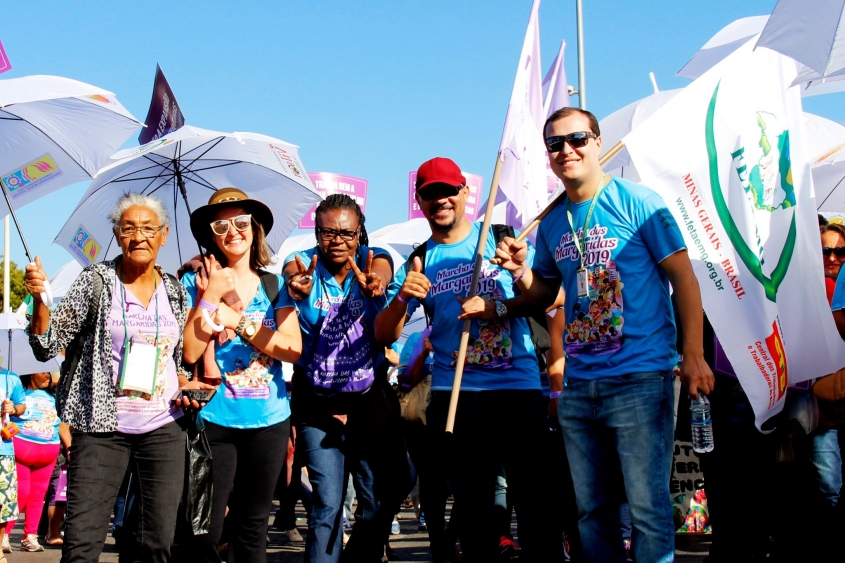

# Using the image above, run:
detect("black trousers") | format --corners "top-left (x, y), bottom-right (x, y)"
top-left (191, 419), bottom-right (290, 563)
top-left (62, 421), bottom-right (186, 563)
top-left (427, 390), bottom-right (564, 563)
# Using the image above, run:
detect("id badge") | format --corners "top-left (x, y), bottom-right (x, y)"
top-left (119, 337), bottom-right (160, 395)
top-left (576, 268), bottom-right (589, 298)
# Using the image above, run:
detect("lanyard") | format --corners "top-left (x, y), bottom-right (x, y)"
top-left (118, 267), bottom-right (160, 346)
top-left (566, 172), bottom-right (607, 269)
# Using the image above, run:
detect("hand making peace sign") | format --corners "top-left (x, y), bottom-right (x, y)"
top-left (347, 249), bottom-right (384, 298)
top-left (287, 254), bottom-right (317, 300)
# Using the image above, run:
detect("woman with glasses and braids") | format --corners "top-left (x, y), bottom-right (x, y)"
top-left (283, 193), bottom-right (409, 563)
top-left (25, 193), bottom-right (211, 562)
top-left (181, 188), bottom-right (302, 563)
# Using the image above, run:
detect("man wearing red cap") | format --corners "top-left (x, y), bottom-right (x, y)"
top-left (375, 157), bottom-right (562, 562)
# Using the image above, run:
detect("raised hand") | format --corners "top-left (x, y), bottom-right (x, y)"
top-left (24, 256), bottom-right (49, 304)
top-left (398, 257), bottom-right (430, 303)
top-left (348, 250), bottom-right (383, 298)
top-left (492, 236), bottom-right (528, 275)
top-left (202, 254), bottom-right (235, 303)
top-left (288, 254), bottom-right (317, 300)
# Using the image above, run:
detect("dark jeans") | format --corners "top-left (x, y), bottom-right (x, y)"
top-left (61, 421), bottom-right (186, 563)
top-left (428, 389), bottom-right (563, 563)
top-left (299, 412), bottom-right (409, 563)
top-left (403, 418), bottom-right (460, 561)
top-left (191, 419), bottom-right (290, 563)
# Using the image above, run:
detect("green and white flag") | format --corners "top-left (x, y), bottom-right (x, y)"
top-left (624, 40), bottom-right (845, 428)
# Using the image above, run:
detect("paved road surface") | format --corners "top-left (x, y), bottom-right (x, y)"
top-left (1, 502), bottom-right (710, 562)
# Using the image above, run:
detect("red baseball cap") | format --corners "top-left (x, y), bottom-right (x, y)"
top-left (415, 157), bottom-right (466, 190)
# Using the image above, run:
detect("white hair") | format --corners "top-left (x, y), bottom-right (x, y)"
top-left (109, 193), bottom-right (170, 228)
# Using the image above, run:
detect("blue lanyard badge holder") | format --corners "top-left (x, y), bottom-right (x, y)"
top-left (118, 275), bottom-right (161, 395)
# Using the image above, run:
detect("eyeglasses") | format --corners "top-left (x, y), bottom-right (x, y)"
top-left (417, 184), bottom-right (462, 202)
top-left (823, 246), bottom-right (845, 258)
top-left (117, 224), bottom-right (164, 238)
top-left (210, 214), bottom-right (252, 236)
top-left (544, 131), bottom-right (598, 153)
top-left (316, 227), bottom-right (359, 241)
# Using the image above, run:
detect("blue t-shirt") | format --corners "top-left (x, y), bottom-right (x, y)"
top-left (533, 177), bottom-right (686, 380)
top-left (12, 389), bottom-right (61, 445)
top-left (182, 272), bottom-right (294, 429)
top-left (284, 245), bottom-right (392, 370)
top-left (0, 371), bottom-right (25, 455)
top-left (832, 271), bottom-right (845, 311)
top-left (387, 223), bottom-right (541, 391)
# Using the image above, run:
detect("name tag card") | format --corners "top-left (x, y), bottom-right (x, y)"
top-left (119, 337), bottom-right (160, 395)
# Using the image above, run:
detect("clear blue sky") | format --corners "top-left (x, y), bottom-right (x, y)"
top-left (2, 0), bottom-right (841, 274)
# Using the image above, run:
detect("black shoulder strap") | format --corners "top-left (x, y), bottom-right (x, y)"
top-left (258, 270), bottom-right (280, 308)
top-left (406, 242), bottom-right (431, 325)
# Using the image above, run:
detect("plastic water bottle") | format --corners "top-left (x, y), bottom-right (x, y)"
top-left (690, 395), bottom-right (714, 453)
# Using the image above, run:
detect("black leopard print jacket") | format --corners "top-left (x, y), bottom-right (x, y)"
top-left (28, 259), bottom-right (188, 433)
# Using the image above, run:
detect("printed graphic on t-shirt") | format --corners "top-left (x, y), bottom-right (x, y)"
top-left (20, 397), bottom-right (58, 440)
top-left (115, 329), bottom-right (176, 414)
top-left (565, 262), bottom-right (625, 356)
top-left (450, 292), bottom-right (514, 368)
top-left (223, 351), bottom-right (273, 399)
top-left (553, 224), bottom-right (625, 357)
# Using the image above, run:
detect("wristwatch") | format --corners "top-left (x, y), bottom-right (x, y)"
top-left (494, 299), bottom-right (507, 319)
top-left (235, 316), bottom-right (258, 339)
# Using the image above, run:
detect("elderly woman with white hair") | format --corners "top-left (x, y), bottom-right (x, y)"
top-left (24, 193), bottom-right (212, 563)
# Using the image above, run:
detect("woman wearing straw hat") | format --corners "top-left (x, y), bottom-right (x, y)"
top-left (182, 187), bottom-right (301, 563)
top-left (25, 193), bottom-right (210, 563)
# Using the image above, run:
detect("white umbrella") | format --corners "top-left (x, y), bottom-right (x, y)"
top-left (0, 75), bottom-right (141, 304)
top-left (0, 313), bottom-right (62, 376)
top-left (266, 232), bottom-right (405, 275)
top-left (679, 14), bottom-right (845, 97)
top-left (45, 259), bottom-right (84, 304)
top-left (757, 0), bottom-right (845, 83)
top-left (53, 126), bottom-right (321, 275)
top-left (368, 219), bottom-right (432, 258)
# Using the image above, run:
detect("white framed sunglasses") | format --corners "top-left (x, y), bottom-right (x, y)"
top-left (210, 214), bottom-right (252, 236)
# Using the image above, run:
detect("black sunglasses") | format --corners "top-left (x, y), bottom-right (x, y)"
top-left (823, 246), bottom-right (845, 258)
top-left (417, 184), bottom-right (462, 202)
top-left (544, 131), bottom-right (598, 153)
top-left (316, 227), bottom-right (359, 242)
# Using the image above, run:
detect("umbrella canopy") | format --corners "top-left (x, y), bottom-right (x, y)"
top-left (367, 219), bottom-right (432, 258)
top-left (757, 0), bottom-right (845, 82)
top-left (53, 126), bottom-right (321, 274)
top-left (265, 232), bottom-right (405, 275)
top-left (0, 313), bottom-right (62, 375)
top-left (0, 75), bottom-right (140, 215)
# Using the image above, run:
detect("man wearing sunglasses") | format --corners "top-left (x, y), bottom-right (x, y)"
top-left (375, 157), bottom-right (562, 562)
top-left (493, 107), bottom-right (714, 563)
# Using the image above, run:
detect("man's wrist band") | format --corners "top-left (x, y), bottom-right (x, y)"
top-left (397, 294), bottom-right (409, 304)
top-left (511, 266), bottom-right (526, 284)
top-left (198, 299), bottom-right (218, 313)
top-left (549, 390), bottom-right (562, 400)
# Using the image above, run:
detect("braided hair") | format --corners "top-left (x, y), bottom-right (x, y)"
top-left (314, 193), bottom-right (369, 246)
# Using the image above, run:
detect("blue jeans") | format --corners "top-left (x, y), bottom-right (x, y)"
top-left (299, 415), bottom-right (408, 563)
top-left (559, 371), bottom-right (675, 563)
top-left (810, 427), bottom-right (842, 509)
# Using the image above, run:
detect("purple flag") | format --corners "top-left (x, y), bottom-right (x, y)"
top-left (0, 40), bottom-right (11, 75)
top-left (300, 172), bottom-right (367, 229)
top-left (138, 64), bottom-right (185, 145)
top-left (408, 171), bottom-right (483, 221)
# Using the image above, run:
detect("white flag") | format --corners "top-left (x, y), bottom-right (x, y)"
top-left (496, 0), bottom-right (548, 233)
top-left (623, 40), bottom-right (845, 428)
top-left (542, 40), bottom-right (570, 199)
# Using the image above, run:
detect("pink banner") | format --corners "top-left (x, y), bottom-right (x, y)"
top-left (408, 171), bottom-right (483, 221)
top-left (0, 40), bottom-right (11, 75)
top-left (299, 172), bottom-right (368, 229)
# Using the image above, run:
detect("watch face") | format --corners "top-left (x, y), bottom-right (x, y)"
top-left (495, 300), bottom-right (507, 318)
top-left (245, 322), bottom-right (257, 337)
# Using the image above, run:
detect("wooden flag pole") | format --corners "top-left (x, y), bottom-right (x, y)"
top-left (444, 157), bottom-right (505, 434)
